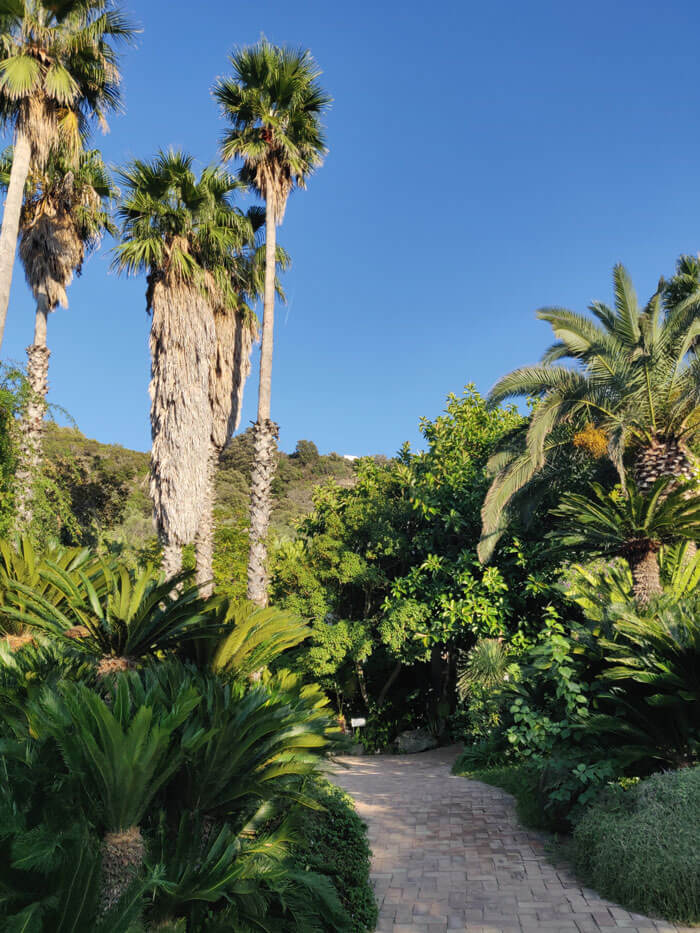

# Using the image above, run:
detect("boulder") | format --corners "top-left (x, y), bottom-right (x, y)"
top-left (395, 728), bottom-right (438, 754)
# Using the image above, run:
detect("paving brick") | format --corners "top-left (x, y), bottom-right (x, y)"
top-left (331, 747), bottom-right (682, 933)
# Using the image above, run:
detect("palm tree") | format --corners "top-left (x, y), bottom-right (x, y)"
top-left (0, 146), bottom-right (115, 527)
top-left (214, 39), bottom-right (330, 607)
top-left (549, 477), bottom-right (700, 604)
top-left (479, 264), bottom-right (700, 562)
top-left (114, 152), bottom-right (255, 579)
top-left (0, 0), bottom-right (134, 349)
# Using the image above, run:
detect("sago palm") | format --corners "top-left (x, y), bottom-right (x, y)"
top-left (114, 151), bottom-right (256, 579)
top-left (549, 477), bottom-right (700, 604)
top-left (0, 0), bottom-right (134, 348)
top-left (479, 264), bottom-right (700, 562)
top-left (0, 145), bottom-right (116, 527)
top-left (28, 676), bottom-right (200, 915)
top-left (2, 561), bottom-right (216, 674)
top-left (214, 39), bottom-right (330, 606)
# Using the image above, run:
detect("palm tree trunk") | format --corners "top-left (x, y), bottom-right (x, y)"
top-left (247, 199), bottom-right (279, 607)
top-left (629, 545), bottom-right (663, 606)
top-left (0, 131), bottom-right (31, 350)
top-left (195, 444), bottom-right (217, 598)
top-left (14, 297), bottom-right (50, 530)
top-left (98, 826), bottom-right (145, 916)
top-left (161, 542), bottom-right (182, 580)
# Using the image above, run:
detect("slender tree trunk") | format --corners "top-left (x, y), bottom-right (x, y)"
top-left (377, 661), bottom-right (402, 707)
top-left (247, 199), bottom-right (280, 606)
top-left (0, 131), bottom-right (31, 351)
top-left (15, 298), bottom-right (50, 530)
top-left (630, 546), bottom-right (663, 606)
top-left (195, 444), bottom-right (217, 598)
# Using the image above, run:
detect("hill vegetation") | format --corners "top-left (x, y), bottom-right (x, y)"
top-left (42, 422), bottom-right (359, 552)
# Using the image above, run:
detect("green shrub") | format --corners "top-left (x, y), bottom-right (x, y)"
top-left (292, 779), bottom-right (377, 932)
top-left (573, 766), bottom-right (700, 923)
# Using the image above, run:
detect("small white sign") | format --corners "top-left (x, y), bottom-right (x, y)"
top-left (350, 717), bottom-right (366, 728)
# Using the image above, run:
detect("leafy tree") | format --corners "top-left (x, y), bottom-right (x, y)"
top-left (480, 264), bottom-right (700, 561)
top-left (0, 0), bottom-right (134, 347)
top-left (215, 40), bottom-right (330, 607)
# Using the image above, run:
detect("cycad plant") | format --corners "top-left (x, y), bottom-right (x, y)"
top-left (114, 151), bottom-right (257, 579)
top-left (588, 597), bottom-right (700, 768)
top-left (28, 676), bottom-right (200, 914)
top-left (2, 561), bottom-right (216, 674)
top-left (0, 146), bottom-right (116, 527)
top-left (549, 477), bottom-right (700, 604)
top-left (215, 40), bottom-right (330, 606)
top-left (0, 0), bottom-right (134, 348)
top-left (480, 264), bottom-right (700, 561)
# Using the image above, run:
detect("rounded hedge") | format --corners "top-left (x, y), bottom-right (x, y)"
top-left (573, 765), bottom-right (700, 924)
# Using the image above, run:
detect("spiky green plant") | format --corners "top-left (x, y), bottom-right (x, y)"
top-left (480, 264), bottom-right (700, 562)
top-left (1, 561), bottom-right (217, 673)
top-left (457, 638), bottom-right (509, 700)
top-left (214, 40), bottom-right (330, 607)
top-left (549, 477), bottom-right (700, 604)
top-left (211, 602), bottom-right (311, 680)
top-left (27, 676), bottom-right (201, 914)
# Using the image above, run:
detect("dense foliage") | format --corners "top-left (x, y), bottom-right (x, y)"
top-left (0, 542), bottom-right (375, 931)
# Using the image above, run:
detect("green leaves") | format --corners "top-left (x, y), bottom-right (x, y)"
top-left (0, 55), bottom-right (40, 98)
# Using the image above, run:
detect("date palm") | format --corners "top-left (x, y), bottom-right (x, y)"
top-left (0, 0), bottom-right (134, 350)
top-left (549, 477), bottom-right (700, 605)
top-left (114, 152), bottom-right (255, 579)
top-left (214, 39), bottom-right (330, 606)
top-left (0, 146), bottom-right (115, 528)
top-left (479, 264), bottom-right (700, 562)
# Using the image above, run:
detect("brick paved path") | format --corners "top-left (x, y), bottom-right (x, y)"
top-left (332, 746), bottom-right (691, 933)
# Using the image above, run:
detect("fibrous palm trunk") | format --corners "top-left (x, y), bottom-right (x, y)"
top-left (628, 543), bottom-right (663, 606)
top-left (635, 439), bottom-right (698, 561)
top-left (98, 826), bottom-right (145, 916)
top-left (195, 443), bottom-right (217, 598)
top-left (247, 199), bottom-right (280, 607)
top-left (0, 131), bottom-right (32, 351)
top-left (149, 280), bottom-right (215, 581)
top-left (196, 309), bottom-right (256, 595)
top-left (14, 297), bottom-right (50, 530)
top-left (634, 437), bottom-right (696, 493)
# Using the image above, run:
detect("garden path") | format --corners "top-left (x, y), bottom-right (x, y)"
top-left (332, 746), bottom-right (690, 933)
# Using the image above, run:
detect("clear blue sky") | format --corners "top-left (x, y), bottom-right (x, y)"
top-left (2, 0), bottom-right (699, 456)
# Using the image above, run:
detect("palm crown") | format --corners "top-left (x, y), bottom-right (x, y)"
top-left (214, 40), bottom-right (330, 222)
top-left (0, 0), bottom-right (134, 156)
top-left (479, 264), bottom-right (700, 562)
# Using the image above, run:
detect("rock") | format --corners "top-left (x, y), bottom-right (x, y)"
top-left (395, 728), bottom-right (438, 754)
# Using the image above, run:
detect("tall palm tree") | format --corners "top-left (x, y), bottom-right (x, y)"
top-left (0, 146), bottom-right (115, 527)
top-left (549, 477), bottom-right (700, 604)
top-left (479, 264), bottom-right (700, 562)
top-left (114, 152), bottom-right (256, 580)
top-left (214, 39), bottom-right (330, 607)
top-left (0, 0), bottom-right (134, 349)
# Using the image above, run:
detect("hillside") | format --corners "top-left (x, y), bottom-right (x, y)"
top-left (42, 423), bottom-right (359, 549)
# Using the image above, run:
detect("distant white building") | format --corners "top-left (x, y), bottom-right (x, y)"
top-left (343, 455), bottom-right (360, 461)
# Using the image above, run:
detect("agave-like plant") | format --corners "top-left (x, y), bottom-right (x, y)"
top-left (1, 561), bottom-right (218, 674)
